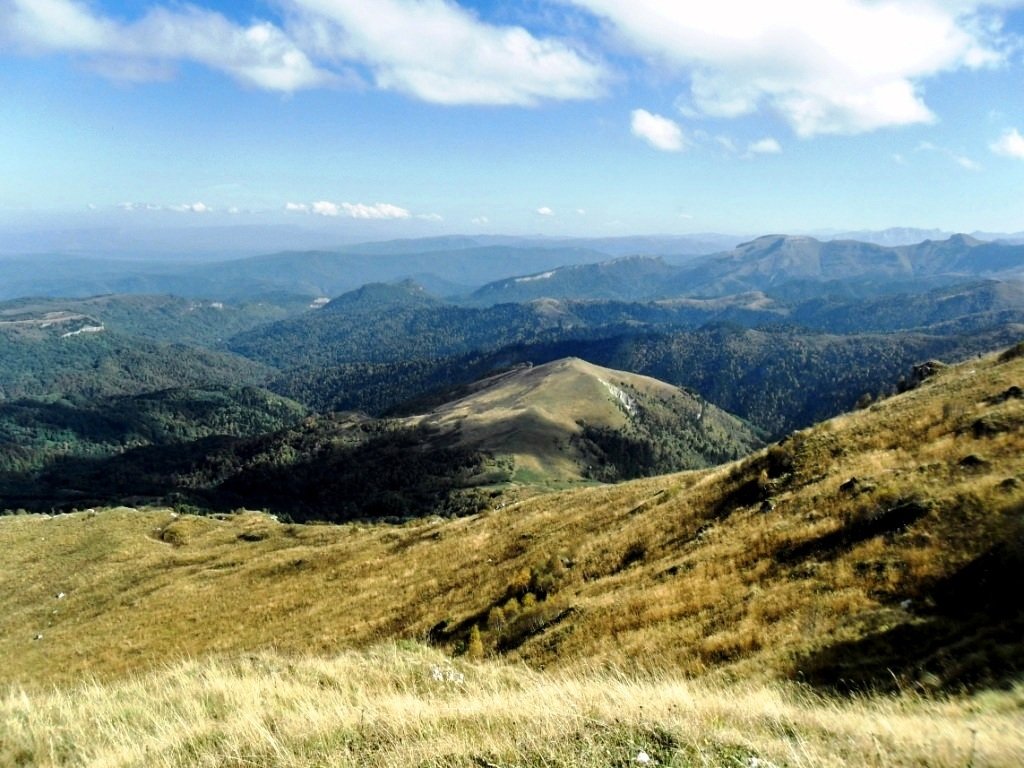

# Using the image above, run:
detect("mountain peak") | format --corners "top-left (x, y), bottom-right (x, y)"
top-left (323, 280), bottom-right (438, 312)
top-left (947, 233), bottom-right (983, 247)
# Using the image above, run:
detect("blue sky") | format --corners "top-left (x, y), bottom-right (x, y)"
top-left (2, 0), bottom-right (1024, 243)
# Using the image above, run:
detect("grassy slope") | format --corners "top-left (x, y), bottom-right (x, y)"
top-left (1, 345), bottom-right (1021, 693)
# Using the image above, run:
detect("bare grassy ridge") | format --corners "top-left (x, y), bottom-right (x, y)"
top-left (3, 644), bottom-right (1023, 767)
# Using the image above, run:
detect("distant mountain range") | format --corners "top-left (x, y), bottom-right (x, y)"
top-left (468, 234), bottom-right (1024, 304)
top-left (4, 232), bottom-right (1022, 303)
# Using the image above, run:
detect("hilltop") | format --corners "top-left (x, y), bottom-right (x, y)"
top-left (411, 357), bottom-right (763, 484)
top-left (2, 343), bottom-right (1020, 692)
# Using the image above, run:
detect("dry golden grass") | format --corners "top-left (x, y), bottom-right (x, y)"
top-left (3, 643), bottom-right (1023, 767)
top-left (0, 345), bottom-right (1021, 694)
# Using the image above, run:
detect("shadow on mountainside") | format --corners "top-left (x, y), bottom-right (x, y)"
top-left (796, 524), bottom-right (1024, 693)
top-left (0, 424), bottom-right (494, 523)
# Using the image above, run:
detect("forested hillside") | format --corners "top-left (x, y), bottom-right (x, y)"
top-left (267, 322), bottom-right (1023, 437)
top-left (0, 359), bottom-right (763, 519)
top-left (0, 387), bottom-right (307, 476)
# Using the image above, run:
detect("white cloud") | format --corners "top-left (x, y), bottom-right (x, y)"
top-left (567, 1), bottom-right (1017, 136)
top-left (747, 137), bottom-right (782, 155)
top-left (286, 0), bottom-right (605, 105)
top-left (117, 201), bottom-right (216, 212)
top-left (416, 213), bottom-right (444, 221)
top-left (990, 128), bottom-right (1024, 159)
top-left (119, 202), bottom-right (163, 211)
top-left (472, 216), bottom-right (490, 225)
top-left (576, 208), bottom-right (586, 215)
top-left (630, 109), bottom-right (686, 152)
top-left (311, 201), bottom-right (342, 216)
top-left (536, 206), bottom-right (554, 216)
top-left (310, 200), bottom-right (412, 219)
top-left (285, 202), bottom-right (310, 212)
top-left (0, 0), bottom-right (333, 90)
top-left (170, 202), bottom-right (211, 213)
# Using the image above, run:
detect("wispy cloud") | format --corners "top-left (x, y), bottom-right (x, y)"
top-left (287, 200), bottom-right (413, 219)
top-left (990, 128), bottom-right (1024, 159)
top-left (630, 109), bottom-right (686, 152)
top-left (916, 141), bottom-right (982, 171)
top-left (117, 201), bottom-right (213, 213)
top-left (568, 1), bottom-right (1015, 135)
top-left (536, 206), bottom-right (555, 216)
top-left (119, 202), bottom-right (162, 212)
top-left (954, 155), bottom-right (982, 172)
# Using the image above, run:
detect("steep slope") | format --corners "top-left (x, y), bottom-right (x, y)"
top-left (1, 344), bottom-right (1021, 692)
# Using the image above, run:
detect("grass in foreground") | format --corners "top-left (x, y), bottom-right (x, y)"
top-left (4, 643), bottom-right (1023, 768)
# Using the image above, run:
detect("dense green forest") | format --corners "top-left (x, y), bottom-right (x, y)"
top-left (0, 331), bottom-right (272, 402)
top-left (266, 323), bottom-right (1022, 437)
top-left (0, 387), bottom-right (307, 475)
top-left (0, 414), bottom-right (493, 522)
